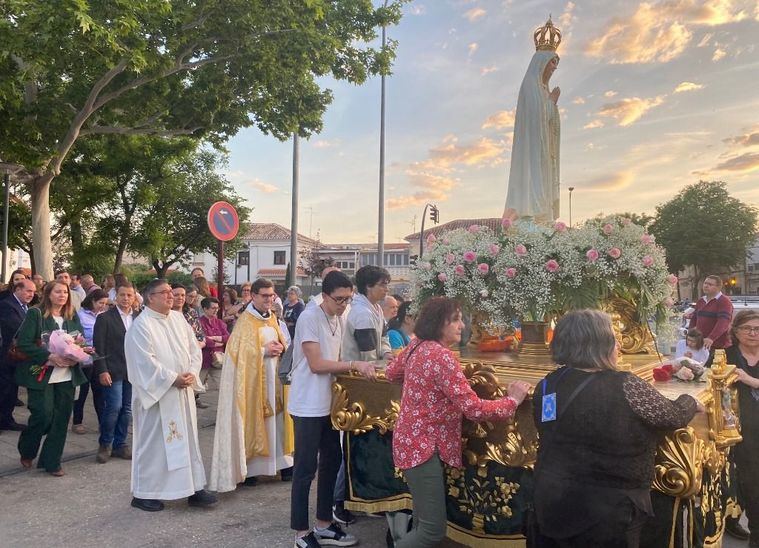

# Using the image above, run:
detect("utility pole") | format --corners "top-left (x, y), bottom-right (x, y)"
top-left (377, 0), bottom-right (389, 267)
top-left (2, 173), bottom-right (9, 282)
top-left (290, 133), bottom-right (300, 286)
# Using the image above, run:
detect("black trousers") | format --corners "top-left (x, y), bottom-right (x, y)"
top-left (735, 449), bottom-right (759, 542)
top-left (0, 360), bottom-right (19, 425)
top-left (290, 415), bottom-right (342, 531)
top-left (72, 368), bottom-right (103, 425)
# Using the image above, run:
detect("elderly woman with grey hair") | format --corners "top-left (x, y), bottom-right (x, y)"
top-left (531, 309), bottom-right (702, 548)
top-left (283, 285), bottom-right (305, 339)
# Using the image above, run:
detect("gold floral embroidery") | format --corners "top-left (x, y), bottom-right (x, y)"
top-left (166, 420), bottom-right (183, 443)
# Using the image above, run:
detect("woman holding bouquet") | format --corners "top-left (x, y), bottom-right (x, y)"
top-left (15, 281), bottom-right (88, 476)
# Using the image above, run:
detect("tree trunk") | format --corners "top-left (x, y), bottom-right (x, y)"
top-left (30, 174), bottom-right (54, 280)
top-left (113, 211), bottom-right (133, 273)
top-left (153, 260), bottom-right (169, 279)
top-left (70, 218), bottom-right (84, 265)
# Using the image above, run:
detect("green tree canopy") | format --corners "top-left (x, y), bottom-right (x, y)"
top-left (0, 0), bottom-right (406, 277)
top-left (650, 181), bottom-right (758, 295)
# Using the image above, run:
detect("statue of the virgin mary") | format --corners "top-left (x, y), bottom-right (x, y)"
top-left (502, 17), bottom-right (562, 224)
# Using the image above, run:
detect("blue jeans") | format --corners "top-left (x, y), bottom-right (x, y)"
top-left (94, 380), bottom-right (132, 448)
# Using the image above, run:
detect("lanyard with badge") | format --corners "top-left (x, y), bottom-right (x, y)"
top-left (541, 366), bottom-right (570, 422)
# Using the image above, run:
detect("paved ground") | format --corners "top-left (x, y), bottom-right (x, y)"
top-left (0, 385), bottom-right (462, 548)
top-left (0, 385), bottom-right (746, 547)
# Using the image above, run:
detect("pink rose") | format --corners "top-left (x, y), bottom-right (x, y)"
top-left (545, 259), bottom-right (560, 273)
top-left (667, 274), bottom-right (679, 285)
top-left (437, 273), bottom-right (448, 283)
top-left (586, 249), bottom-right (599, 262)
top-left (514, 244), bottom-right (527, 257)
top-left (642, 255), bottom-right (654, 267)
top-left (602, 223), bottom-right (614, 235)
top-left (463, 251), bottom-right (477, 263)
top-left (445, 253), bottom-right (455, 265)
top-left (554, 221), bottom-right (568, 233)
top-left (442, 237), bottom-right (450, 245)
top-left (426, 233), bottom-right (437, 243)
top-left (663, 297), bottom-right (675, 308)
top-left (488, 243), bottom-right (500, 256)
top-left (608, 247), bottom-right (622, 259)
top-left (501, 218), bottom-right (513, 230)
top-left (454, 265), bottom-right (466, 277)
top-left (468, 224), bottom-right (480, 233)
top-left (505, 267), bottom-right (517, 278)
top-left (640, 233), bottom-right (654, 245)
top-left (477, 263), bottom-right (490, 275)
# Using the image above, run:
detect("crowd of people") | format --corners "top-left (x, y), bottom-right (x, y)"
top-left (0, 266), bottom-right (756, 548)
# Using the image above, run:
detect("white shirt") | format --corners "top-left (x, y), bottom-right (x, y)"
top-left (702, 291), bottom-right (723, 303)
top-left (674, 339), bottom-right (710, 365)
top-left (288, 304), bottom-right (343, 417)
top-left (118, 307), bottom-right (134, 331)
top-left (48, 315), bottom-right (73, 384)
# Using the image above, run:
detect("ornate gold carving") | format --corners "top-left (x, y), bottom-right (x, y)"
top-left (331, 382), bottom-right (399, 435)
top-left (707, 349), bottom-right (743, 449)
top-left (653, 427), bottom-right (704, 498)
top-left (445, 464), bottom-right (521, 534)
top-left (605, 298), bottom-right (656, 354)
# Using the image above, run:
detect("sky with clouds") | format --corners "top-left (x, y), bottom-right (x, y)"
top-left (224, 0), bottom-right (759, 244)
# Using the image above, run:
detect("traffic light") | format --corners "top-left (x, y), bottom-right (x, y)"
top-left (429, 204), bottom-right (439, 224)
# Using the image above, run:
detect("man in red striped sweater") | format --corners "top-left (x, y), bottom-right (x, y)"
top-left (688, 274), bottom-right (733, 366)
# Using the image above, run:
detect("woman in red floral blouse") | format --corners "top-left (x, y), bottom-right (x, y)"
top-left (387, 297), bottom-right (530, 547)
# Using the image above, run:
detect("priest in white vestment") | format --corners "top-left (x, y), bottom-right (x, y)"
top-left (210, 278), bottom-right (294, 492)
top-left (125, 278), bottom-right (217, 512)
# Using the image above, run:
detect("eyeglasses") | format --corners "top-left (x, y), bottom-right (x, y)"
top-left (151, 289), bottom-right (173, 296)
top-left (326, 294), bottom-right (353, 305)
top-left (737, 326), bottom-right (759, 335)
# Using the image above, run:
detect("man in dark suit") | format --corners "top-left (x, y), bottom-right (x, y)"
top-left (0, 279), bottom-right (36, 431)
top-left (92, 282), bottom-right (137, 463)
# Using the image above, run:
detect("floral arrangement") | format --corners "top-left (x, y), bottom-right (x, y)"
top-left (30, 330), bottom-right (94, 381)
top-left (412, 216), bottom-right (677, 331)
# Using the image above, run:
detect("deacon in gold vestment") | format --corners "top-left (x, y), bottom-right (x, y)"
top-left (209, 279), bottom-right (294, 492)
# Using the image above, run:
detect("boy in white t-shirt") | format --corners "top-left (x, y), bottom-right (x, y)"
top-left (288, 271), bottom-right (376, 548)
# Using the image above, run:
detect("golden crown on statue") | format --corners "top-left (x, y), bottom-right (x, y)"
top-left (534, 16), bottom-right (562, 51)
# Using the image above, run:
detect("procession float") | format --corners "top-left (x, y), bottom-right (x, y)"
top-left (330, 17), bottom-right (744, 548)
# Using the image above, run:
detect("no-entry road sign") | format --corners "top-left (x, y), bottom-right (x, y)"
top-left (207, 201), bottom-right (239, 242)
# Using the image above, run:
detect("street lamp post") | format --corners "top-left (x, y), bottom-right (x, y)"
top-left (290, 133), bottom-right (300, 286)
top-left (1, 173), bottom-right (9, 282)
top-left (568, 186), bottom-right (575, 227)
top-left (377, 0), bottom-right (389, 268)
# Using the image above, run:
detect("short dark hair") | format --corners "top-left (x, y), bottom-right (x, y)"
top-left (705, 274), bottom-right (723, 286)
top-left (355, 265), bottom-right (391, 295)
top-left (143, 278), bottom-right (169, 304)
top-left (414, 297), bottom-right (460, 341)
top-left (171, 283), bottom-right (187, 291)
top-left (252, 278), bottom-right (274, 293)
top-left (81, 288), bottom-right (109, 311)
top-left (730, 310), bottom-right (759, 346)
top-left (388, 300), bottom-right (413, 331)
top-left (115, 281), bottom-right (134, 291)
top-left (685, 328), bottom-right (704, 350)
top-left (53, 269), bottom-right (68, 278)
top-left (551, 309), bottom-right (617, 371)
top-left (201, 297), bottom-right (219, 309)
top-left (322, 271), bottom-right (353, 295)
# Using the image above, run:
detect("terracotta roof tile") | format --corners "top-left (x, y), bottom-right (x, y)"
top-left (404, 218), bottom-right (501, 241)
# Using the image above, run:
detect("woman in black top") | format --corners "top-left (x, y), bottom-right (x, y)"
top-left (726, 310), bottom-right (759, 547)
top-left (532, 309), bottom-right (701, 547)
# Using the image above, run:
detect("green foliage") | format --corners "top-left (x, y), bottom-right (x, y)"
top-left (128, 147), bottom-right (251, 277)
top-left (650, 181), bottom-right (758, 279)
top-left (0, 0), bottom-right (407, 168)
